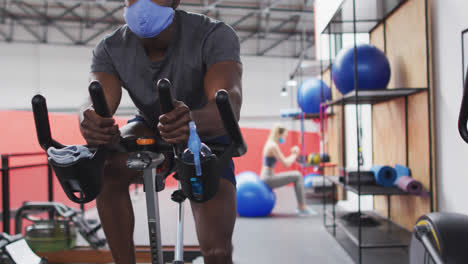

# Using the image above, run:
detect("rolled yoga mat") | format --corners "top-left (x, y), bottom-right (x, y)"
top-left (396, 176), bottom-right (425, 195)
top-left (371, 165), bottom-right (397, 187)
top-left (394, 164), bottom-right (411, 181)
top-left (393, 164), bottom-right (427, 196)
top-left (346, 171), bottom-right (376, 185)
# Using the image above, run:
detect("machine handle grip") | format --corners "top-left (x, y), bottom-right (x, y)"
top-left (89, 81), bottom-right (112, 118)
top-left (157, 78), bottom-right (175, 114)
top-left (31, 95), bottom-right (54, 150)
top-left (459, 71), bottom-right (468, 144)
top-left (215, 90), bottom-right (247, 157)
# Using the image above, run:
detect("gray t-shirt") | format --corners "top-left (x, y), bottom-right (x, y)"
top-left (91, 10), bottom-right (241, 131)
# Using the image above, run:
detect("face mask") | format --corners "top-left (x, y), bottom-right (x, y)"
top-left (124, 0), bottom-right (174, 39)
top-left (278, 137), bottom-right (285, 144)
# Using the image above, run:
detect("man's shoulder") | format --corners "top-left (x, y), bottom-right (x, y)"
top-left (99, 25), bottom-right (134, 48)
top-left (178, 10), bottom-right (220, 28)
top-left (178, 10), bottom-right (238, 45)
top-left (178, 10), bottom-right (230, 36)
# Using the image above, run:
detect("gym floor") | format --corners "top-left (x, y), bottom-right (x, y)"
top-left (82, 186), bottom-right (353, 264)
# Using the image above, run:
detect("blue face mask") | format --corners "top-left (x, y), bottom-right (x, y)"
top-left (278, 137), bottom-right (285, 144)
top-left (124, 0), bottom-right (174, 39)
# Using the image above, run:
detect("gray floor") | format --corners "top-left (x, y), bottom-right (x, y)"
top-left (82, 186), bottom-right (353, 264)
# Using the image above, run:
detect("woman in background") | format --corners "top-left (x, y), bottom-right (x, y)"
top-left (260, 124), bottom-right (313, 215)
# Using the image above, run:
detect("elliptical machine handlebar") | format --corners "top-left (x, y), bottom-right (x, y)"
top-left (215, 90), bottom-right (246, 157)
top-left (459, 70), bottom-right (468, 143)
top-left (157, 78), bottom-right (175, 114)
top-left (31, 95), bottom-right (64, 151)
top-left (89, 81), bottom-right (112, 118)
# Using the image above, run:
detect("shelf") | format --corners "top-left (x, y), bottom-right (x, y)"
top-left (322, 0), bottom-right (408, 34)
top-left (280, 111), bottom-right (335, 120)
top-left (299, 162), bottom-right (337, 168)
top-left (326, 176), bottom-right (410, 196)
top-left (325, 88), bottom-right (427, 106)
top-left (325, 210), bottom-right (411, 248)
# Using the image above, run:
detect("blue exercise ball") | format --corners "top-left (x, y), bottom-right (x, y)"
top-left (237, 180), bottom-right (276, 217)
top-left (297, 78), bottom-right (331, 114)
top-left (331, 44), bottom-right (391, 95)
top-left (304, 173), bottom-right (320, 188)
top-left (236, 171), bottom-right (259, 185)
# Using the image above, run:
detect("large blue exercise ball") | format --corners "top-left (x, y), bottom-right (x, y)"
top-left (331, 44), bottom-right (391, 95)
top-left (297, 78), bottom-right (331, 114)
top-left (237, 177), bottom-right (276, 217)
top-left (236, 171), bottom-right (259, 185)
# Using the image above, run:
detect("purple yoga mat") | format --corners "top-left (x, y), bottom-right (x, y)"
top-left (396, 176), bottom-right (428, 196)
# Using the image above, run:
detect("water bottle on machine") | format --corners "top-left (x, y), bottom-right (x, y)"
top-left (182, 121), bottom-right (212, 200)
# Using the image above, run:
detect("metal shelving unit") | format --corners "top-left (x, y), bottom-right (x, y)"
top-left (318, 0), bottom-right (433, 263)
top-left (325, 88), bottom-right (427, 106)
top-left (326, 176), bottom-right (409, 196)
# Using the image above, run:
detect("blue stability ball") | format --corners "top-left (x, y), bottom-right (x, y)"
top-left (236, 171), bottom-right (259, 185)
top-left (237, 180), bottom-right (276, 217)
top-left (297, 78), bottom-right (331, 114)
top-left (332, 44), bottom-right (391, 95)
top-left (304, 173), bottom-right (320, 188)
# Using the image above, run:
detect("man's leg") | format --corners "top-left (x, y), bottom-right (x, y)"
top-left (96, 122), bottom-right (153, 264)
top-left (191, 178), bottom-right (237, 264)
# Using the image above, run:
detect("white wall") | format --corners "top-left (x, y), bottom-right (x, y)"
top-left (0, 42), bottom-right (318, 132)
top-left (0, 42), bottom-right (133, 111)
top-left (432, 0), bottom-right (468, 213)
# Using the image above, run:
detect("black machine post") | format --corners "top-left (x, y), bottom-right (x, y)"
top-left (413, 225), bottom-right (444, 264)
top-left (459, 69), bottom-right (468, 143)
top-left (215, 90), bottom-right (247, 157)
top-left (2, 156), bottom-right (10, 235)
top-left (157, 78), bottom-right (187, 264)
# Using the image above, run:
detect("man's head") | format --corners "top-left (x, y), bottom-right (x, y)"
top-left (124, 0), bottom-right (179, 38)
top-left (125, 0), bottom-right (180, 9)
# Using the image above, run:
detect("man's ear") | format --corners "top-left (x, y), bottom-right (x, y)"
top-left (172, 0), bottom-right (180, 9)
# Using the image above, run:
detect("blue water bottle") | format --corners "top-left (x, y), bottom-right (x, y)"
top-left (183, 121), bottom-right (211, 200)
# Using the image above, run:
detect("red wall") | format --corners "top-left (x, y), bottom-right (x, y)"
top-left (0, 111), bottom-right (320, 232)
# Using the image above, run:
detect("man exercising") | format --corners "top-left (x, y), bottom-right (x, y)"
top-left (79, 0), bottom-right (242, 263)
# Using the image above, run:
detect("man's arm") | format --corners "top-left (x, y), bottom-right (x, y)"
top-left (191, 61), bottom-right (243, 138)
top-left (158, 61), bottom-right (242, 143)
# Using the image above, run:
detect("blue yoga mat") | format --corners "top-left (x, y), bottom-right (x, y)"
top-left (394, 164), bottom-right (411, 185)
top-left (371, 165), bottom-right (397, 187)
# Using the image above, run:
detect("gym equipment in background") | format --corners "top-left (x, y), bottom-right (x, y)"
top-left (305, 152), bottom-right (330, 165)
top-left (297, 78), bottom-right (331, 114)
top-left (0, 233), bottom-right (48, 264)
top-left (236, 172), bottom-right (276, 217)
top-left (303, 173), bottom-right (320, 188)
top-left (236, 171), bottom-right (260, 184)
top-left (371, 165), bottom-right (397, 187)
top-left (32, 79), bottom-right (247, 264)
top-left (15, 202), bottom-right (106, 252)
top-left (332, 44), bottom-right (391, 95)
top-left (393, 164), bottom-right (427, 196)
top-left (345, 171), bottom-right (376, 185)
top-left (410, 213), bottom-right (468, 264)
top-left (340, 212), bottom-right (381, 228)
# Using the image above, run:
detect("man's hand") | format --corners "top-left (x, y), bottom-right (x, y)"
top-left (80, 108), bottom-right (120, 146)
top-left (158, 101), bottom-right (192, 144)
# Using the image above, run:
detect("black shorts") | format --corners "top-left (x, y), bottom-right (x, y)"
top-left (127, 115), bottom-right (236, 186)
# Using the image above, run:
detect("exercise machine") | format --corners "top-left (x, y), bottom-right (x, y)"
top-left (15, 202), bottom-right (106, 251)
top-left (0, 233), bottom-right (47, 264)
top-left (31, 78), bottom-right (247, 263)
